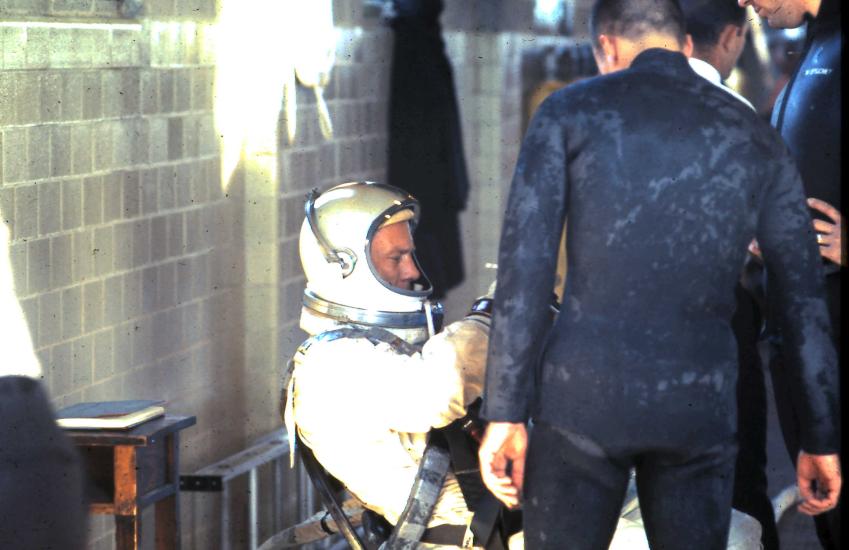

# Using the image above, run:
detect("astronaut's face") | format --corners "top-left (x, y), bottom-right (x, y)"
top-left (738, 0), bottom-right (813, 29)
top-left (370, 222), bottom-right (420, 290)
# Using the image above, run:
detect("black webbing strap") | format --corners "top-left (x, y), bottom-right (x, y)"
top-left (296, 430), bottom-right (452, 550)
top-left (420, 524), bottom-right (468, 545)
top-left (470, 496), bottom-right (507, 550)
top-left (441, 422), bottom-right (488, 511)
top-left (295, 433), bottom-right (371, 550)
top-left (440, 422), bottom-right (508, 550)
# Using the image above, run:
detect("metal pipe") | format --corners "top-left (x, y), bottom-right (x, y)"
top-left (249, 468), bottom-right (259, 549)
top-left (222, 483), bottom-right (231, 550)
top-left (298, 461), bottom-right (313, 521)
top-left (272, 457), bottom-right (284, 532)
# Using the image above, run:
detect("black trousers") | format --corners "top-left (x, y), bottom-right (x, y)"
top-left (0, 376), bottom-right (87, 549)
top-left (731, 282), bottom-right (779, 549)
top-left (523, 421), bottom-right (737, 550)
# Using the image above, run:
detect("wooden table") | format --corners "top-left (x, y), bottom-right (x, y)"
top-left (65, 415), bottom-right (196, 550)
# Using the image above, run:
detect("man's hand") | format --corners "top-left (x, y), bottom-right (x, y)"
top-left (748, 238), bottom-right (762, 260)
top-left (478, 422), bottom-right (528, 509)
top-left (796, 451), bottom-right (842, 516)
top-left (808, 198), bottom-right (845, 266)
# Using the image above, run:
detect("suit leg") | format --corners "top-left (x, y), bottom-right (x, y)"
top-left (523, 422), bottom-right (630, 549)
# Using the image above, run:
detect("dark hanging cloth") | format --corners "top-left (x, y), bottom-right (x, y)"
top-left (387, 0), bottom-right (469, 299)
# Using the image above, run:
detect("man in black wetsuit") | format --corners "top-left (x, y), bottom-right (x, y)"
top-left (740, 0), bottom-right (842, 547)
top-left (476, 0), bottom-right (841, 548)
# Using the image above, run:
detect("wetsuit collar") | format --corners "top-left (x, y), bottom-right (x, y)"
top-left (628, 48), bottom-right (692, 79)
top-left (815, 0), bottom-right (839, 21)
top-left (803, 0), bottom-right (839, 35)
top-left (799, 0), bottom-right (839, 58)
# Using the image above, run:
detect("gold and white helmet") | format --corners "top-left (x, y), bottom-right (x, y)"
top-left (298, 181), bottom-right (442, 343)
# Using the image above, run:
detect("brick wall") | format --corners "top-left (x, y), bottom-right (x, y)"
top-left (0, 1), bottom-right (226, 547)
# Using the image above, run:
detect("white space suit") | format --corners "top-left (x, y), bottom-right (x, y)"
top-left (291, 311), bottom-right (488, 531)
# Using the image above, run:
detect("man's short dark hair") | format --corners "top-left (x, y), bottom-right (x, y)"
top-left (679, 0), bottom-right (748, 50)
top-left (590, 0), bottom-right (688, 49)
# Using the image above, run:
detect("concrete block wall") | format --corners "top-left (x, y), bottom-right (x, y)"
top-left (441, 32), bottom-right (508, 319)
top-left (441, 30), bottom-right (563, 321)
top-left (0, 1), bottom-right (230, 547)
top-left (0, 3), bottom-right (221, 431)
top-left (438, 0), bottom-right (586, 319)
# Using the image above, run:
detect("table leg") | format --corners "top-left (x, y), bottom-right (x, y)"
top-left (155, 432), bottom-right (181, 549)
top-left (115, 514), bottom-right (140, 550)
top-left (155, 494), bottom-right (179, 549)
top-left (114, 445), bottom-right (140, 549)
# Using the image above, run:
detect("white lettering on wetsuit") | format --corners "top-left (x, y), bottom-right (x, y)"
top-left (804, 67), bottom-right (833, 76)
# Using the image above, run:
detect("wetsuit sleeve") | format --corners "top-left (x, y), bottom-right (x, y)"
top-left (756, 152), bottom-right (839, 454)
top-left (481, 97), bottom-right (568, 422)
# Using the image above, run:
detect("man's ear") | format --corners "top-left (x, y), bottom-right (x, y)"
top-left (718, 23), bottom-right (742, 53)
top-left (682, 33), bottom-right (694, 57)
top-left (595, 34), bottom-right (619, 74)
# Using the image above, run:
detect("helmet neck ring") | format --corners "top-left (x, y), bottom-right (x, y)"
top-left (302, 289), bottom-right (444, 330)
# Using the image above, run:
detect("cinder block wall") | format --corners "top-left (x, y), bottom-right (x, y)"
top-left (1, 0), bottom-right (573, 547)
top-left (440, 1), bottom-right (583, 320)
top-left (1, 1), bottom-right (232, 547)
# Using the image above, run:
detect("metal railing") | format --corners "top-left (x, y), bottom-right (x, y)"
top-left (181, 428), bottom-right (318, 550)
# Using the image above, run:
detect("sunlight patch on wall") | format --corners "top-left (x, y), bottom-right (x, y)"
top-left (213, 0), bottom-right (294, 192)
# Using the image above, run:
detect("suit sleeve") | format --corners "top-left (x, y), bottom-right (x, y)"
top-left (480, 97), bottom-right (568, 422)
top-left (381, 318), bottom-right (490, 433)
top-left (294, 319), bottom-right (490, 437)
top-left (756, 150), bottom-right (839, 454)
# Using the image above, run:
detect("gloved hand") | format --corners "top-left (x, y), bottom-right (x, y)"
top-left (465, 280), bottom-right (496, 327)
